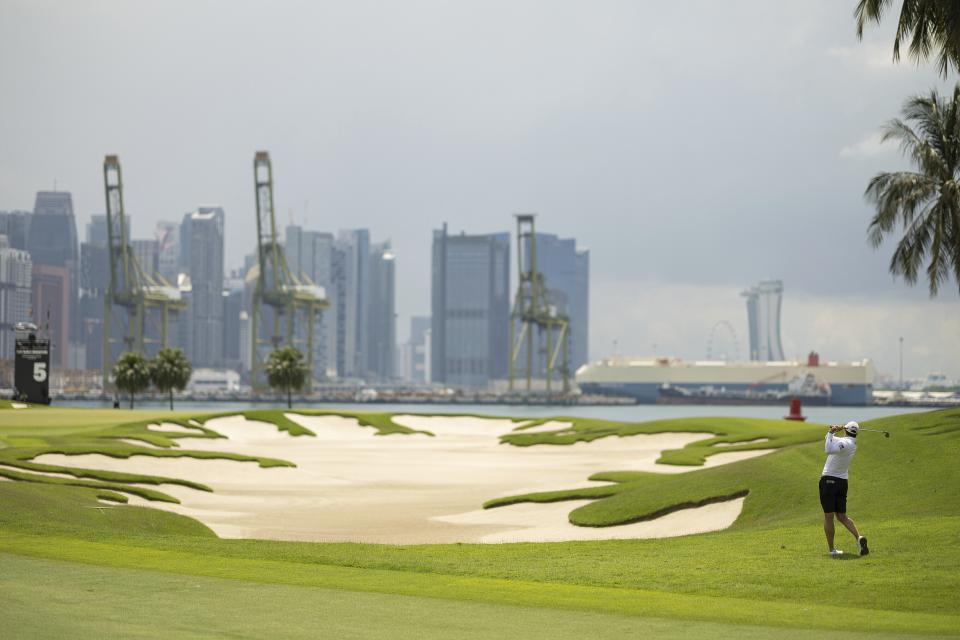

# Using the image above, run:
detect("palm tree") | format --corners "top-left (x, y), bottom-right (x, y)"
top-left (855, 0), bottom-right (960, 77)
top-left (265, 346), bottom-right (309, 409)
top-left (112, 352), bottom-right (152, 410)
top-left (865, 84), bottom-right (960, 295)
top-left (151, 348), bottom-right (192, 411)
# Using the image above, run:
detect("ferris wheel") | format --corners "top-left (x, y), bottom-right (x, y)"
top-left (707, 321), bottom-right (741, 362)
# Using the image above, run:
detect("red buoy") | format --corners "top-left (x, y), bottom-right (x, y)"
top-left (784, 397), bottom-right (807, 421)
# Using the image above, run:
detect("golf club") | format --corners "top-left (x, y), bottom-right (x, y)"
top-left (859, 427), bottom-right (891, 438)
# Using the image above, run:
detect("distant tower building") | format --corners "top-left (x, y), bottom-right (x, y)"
top-left (79, 215), bottom-right (110, 372)
top-left (403, 316), bottom-right (431, 384)
top-left (131, 239), bottom-right (159, 276)
top-left (367, 242), bottom-right (396, 381)
top-left (336, 229), bottom-right (370, 379)
top-left (79, 242), bottom-right (109, 372)
top-left (31, 265), bottom-right (70, 368)
top-left (286, 225), bottom-right (336, 378)
top-left (181, 207), bottom-right (225, 368)
top-left (742, 280), bottom-right (785, 361)
top-left (87, 215), bottom-right (108, 247)
top-left (0, 211), bottom-right (32, 250)
top-left (519, 232), bottom-right (590, 374)
top-left (28, 191), bottom-right (80, 368)
top-left (431, 224), bottom-right (510, 387)
top-left (222, 272), bottom-right (245, 371)
top-left (0, 235), bottom-right (33, 359)
top-left (155, 221), bottom-right (180, 283)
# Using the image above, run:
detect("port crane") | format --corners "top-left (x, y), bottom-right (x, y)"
top-left (101, 155), bottom-right (186, 387)
top-left (249, 151), bottom-right (328, 389)
top-left (508, 213), bottom-right (570, 394)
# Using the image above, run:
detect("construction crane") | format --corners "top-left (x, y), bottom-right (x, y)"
top-left (249, 151), bottom-right (328, 389)
top-left (101, 155), bottom-right (185, 387)
top-left (508, 213), bottom-right (570, 395)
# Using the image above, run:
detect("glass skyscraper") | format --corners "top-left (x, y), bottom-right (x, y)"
top-left (431, 224), bottom-right (510, 388)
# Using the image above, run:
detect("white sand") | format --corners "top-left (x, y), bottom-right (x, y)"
top-left (509, 420), bottom-right (574, 434)
top-left (117, 439), bottom-right (166, 449)
top-left (32, 414), bottom-right (772, 544)
top-left (435, 497), bottom-right (747, 543)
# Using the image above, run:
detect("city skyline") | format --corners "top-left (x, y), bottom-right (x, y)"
top-left (2, 1), bottom-right (959, 379)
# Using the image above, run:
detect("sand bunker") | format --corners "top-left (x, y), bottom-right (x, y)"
top-left (435, 497), bottom-right (747, 543)
top-left (34, 414), bottom-right (772, 544)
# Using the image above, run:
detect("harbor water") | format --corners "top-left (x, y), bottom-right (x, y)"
top-left (56, 399), bottom-right (932, 425)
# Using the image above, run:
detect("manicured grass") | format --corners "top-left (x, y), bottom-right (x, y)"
top-left (0, 405), bottom-right (958, 637)
top-left (6, 553), bottom-right (932, 640)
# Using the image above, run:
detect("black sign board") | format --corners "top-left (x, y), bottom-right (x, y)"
top-left (15, 337), bottom-right (51, 404)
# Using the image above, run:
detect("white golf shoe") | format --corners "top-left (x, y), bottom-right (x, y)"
top-left (829, 549), bottom-right (844, 557)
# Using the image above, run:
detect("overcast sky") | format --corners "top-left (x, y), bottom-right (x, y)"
top-left (1, 0), bottom-right (958, 380)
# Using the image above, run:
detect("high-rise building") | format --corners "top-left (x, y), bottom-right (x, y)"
top-left (0, 235), bottom-right (33, 359)
top-left (286, 226), bottom-right (336, 378)
top-left (222, 272), bottom-right (245, 371)
top-left (87, 215), bottom-right (108, 247)
top-left (331, 245), bottom-right (347, 378)
top-left (28, 192), bottom-right (80, 366)
top-left (431, 224), bottom-right (510, 387)
top-left (31, 264), bottom-right (70, 368)
top-left (154, 221), bottom-right (179, 283)
top-left (131, 239), bottom-right (159, 276)
top-left (402, 316), bottom-right (431, 384)
top-left (518, 232), bottom-right (590, 374)
top-left (742, 280), bottom-right (785, 361)
top-left (181, 207), bottom-right (225, 367)
top-left (79, 242), bottom-right (109, 371)
top-left (336, 229), bottom-right (370, 379)
top-left (367, 242), bottom-right (396, 381)
top-left (0, 211), bottom-right (31, 250)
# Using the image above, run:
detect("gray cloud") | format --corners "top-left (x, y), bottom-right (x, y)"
top-left (1, 0), bottom-right (957, 372)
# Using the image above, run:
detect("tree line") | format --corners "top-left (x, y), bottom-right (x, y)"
top-left (112, 346), bottom-right (309, 410)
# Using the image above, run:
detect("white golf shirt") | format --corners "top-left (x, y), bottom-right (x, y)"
top-left (822, 432), bottom-right (857, 479)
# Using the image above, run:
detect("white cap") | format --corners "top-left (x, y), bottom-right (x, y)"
top-left (844, 421), bottom-right (860, 435)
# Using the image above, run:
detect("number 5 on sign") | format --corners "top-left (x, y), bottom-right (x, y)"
top-left (33, 362), bottom-right (47, 382)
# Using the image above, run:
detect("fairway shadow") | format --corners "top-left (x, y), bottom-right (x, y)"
top-left (829, 554), bottom-right (863, 561)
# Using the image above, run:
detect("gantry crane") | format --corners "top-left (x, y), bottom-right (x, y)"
top-left (250, 151), bottom-right (328, 389)
top-left (508, 213), bottom-right (570, 394)
top-left (101, 155), bottom-right (186, 387)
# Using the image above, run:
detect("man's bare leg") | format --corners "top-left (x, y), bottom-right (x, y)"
top-left (836, 513), bottom-right (861, 540)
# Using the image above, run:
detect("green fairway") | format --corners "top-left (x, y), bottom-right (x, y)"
top-left (5, 553), bottom-right (940, 640)
top-left (1, 404), bottom-right (958, 637)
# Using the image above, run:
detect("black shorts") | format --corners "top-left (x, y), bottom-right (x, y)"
top-left (819, 476), bottom-right (848, 513)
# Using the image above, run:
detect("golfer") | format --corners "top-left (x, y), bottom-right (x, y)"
top-left (820, 421), bottom-right (869, 556)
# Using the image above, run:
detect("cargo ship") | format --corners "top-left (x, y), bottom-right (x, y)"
top-left (576, 352), bottom-right (874, 406)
